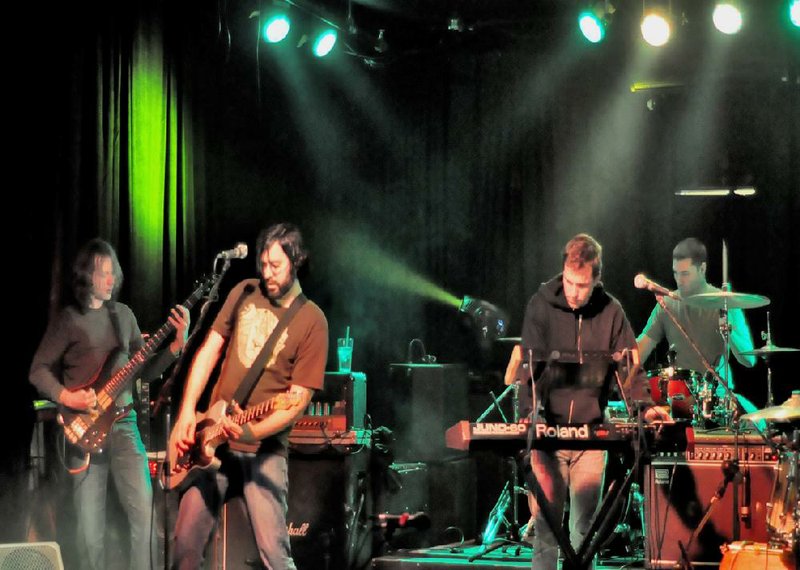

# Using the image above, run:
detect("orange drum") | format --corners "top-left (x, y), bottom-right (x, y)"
top-left (719, 541), bottom-right (795, 570)
top-left (647, 367), bottom-right (697, 419)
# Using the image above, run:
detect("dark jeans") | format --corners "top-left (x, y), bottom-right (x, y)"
top-left (172, 449), bottom-right (295, 570)
top-left (70, 414), bottom-right (155, 570)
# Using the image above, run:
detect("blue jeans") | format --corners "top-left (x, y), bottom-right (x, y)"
top-left (530, 449), bottom-right (606, 570)
top-left (69, 413), bottom-right (155, 570)
top-left (172, 449), bottom-right (295, 570)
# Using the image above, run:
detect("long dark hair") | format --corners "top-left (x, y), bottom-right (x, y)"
top-left (72, 238), bottom-right (123, 307)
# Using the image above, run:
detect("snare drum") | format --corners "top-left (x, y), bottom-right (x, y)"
top-left (768, 450), bottom-right (799, 548)
top-left (647, 367), bottom-right (697, 419)
top-left (719, 541), bottom-right (795, 570)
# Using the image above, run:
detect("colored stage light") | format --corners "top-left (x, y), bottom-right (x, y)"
top-left (791, 1), bottom-right (800, 28)
top-left (312, 29), bottom-right (337, 57)
top-left (263, 14), bottom-right (291, 43)
top-left (579, 12), bottom-right (606, 43)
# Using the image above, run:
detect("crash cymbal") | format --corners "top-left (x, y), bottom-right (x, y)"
top-left (739, 344), bottom-right (800, 357)
top-left (741, 391), bottom-right (800, 423)
top-left (496, 337), bottom-right (522, 344)
top-left (684, 291), bottom-right (770, 310)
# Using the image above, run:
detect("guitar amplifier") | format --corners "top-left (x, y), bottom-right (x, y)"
top-left (292, 372), bottom-right (366, 435)
top-left (209, 452), bottom-right (371, 570)
top-left (644, 431), bottom-right (779, 569)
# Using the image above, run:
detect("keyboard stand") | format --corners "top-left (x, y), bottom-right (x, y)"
top-left (524, 444), bottom-right (645, 570)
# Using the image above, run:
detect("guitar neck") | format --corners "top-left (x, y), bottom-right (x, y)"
top-left (100, 278), bottom-right (213, 402)
top-left (207, 396), bottom-right (293, 442)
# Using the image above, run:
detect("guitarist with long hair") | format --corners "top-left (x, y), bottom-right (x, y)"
top-left (29, 238), bottom-right (190, 570)
top-left (170, 222), bottom-right (328, 570)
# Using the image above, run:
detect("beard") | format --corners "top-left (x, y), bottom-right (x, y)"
top-left (263, 275), bottom-right (295, 301)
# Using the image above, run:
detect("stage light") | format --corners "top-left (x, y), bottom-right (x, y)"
top-left (312, 29), bottom-right (337, 57)
top-left (579, 11), bottom-right (606, 43)
top-left (713, 3), bottom-right (743, 35)
top-left (791, 0), bottom-right (800, 28)
top-left (263, 14), bottom-right (291, 43)
top-left (459, 296), bottom-right (510, 343)
top-left (578, 2), bottom-right (614, 44)
top-left (641, 12), bottom-right (671, 46)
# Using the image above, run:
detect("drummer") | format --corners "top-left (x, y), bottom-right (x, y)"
top-left (636, 238), bottom-right (759, 414)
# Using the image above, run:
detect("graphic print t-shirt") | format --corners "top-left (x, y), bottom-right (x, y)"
top-left (209, 279), bottom-right (328, 453)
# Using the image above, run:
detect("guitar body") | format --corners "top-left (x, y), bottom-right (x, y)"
top-left (57, 348), bottom-right (133, 454)
top-left (164, 393), bottom-right (300, 492)
top-left (164, 400), bottom-right (229, 492)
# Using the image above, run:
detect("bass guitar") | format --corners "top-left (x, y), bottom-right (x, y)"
top-left (58, 276), bottom-right (217, 457)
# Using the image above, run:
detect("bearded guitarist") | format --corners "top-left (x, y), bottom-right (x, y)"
top-left (170, 223), bottom-right (328, 570)
top-left (29, 238), bottom-right (190, 570)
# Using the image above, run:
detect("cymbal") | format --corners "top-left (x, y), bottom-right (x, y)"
top-left (739, 344), bottom-right (800, 357)
top-left (684, 291), bottom-right (770, 310)
top-left (741, 392), bottom-right (800, 423)
top-left (496, 337), bottom-right (522, 344)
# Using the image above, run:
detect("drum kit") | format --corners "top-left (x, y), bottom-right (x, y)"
top-left (647, 288), bottom-right (799, 568)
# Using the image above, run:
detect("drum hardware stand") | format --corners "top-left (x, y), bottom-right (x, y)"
top-left (760, 311), bottom-right (776, 407)
top-left (469, 382), bottom-right (532, 561)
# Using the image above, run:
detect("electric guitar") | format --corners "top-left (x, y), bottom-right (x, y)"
top-left (58, 276), bottom-right (217, 457)
top-left (163, 392), bottom-right (301, 492)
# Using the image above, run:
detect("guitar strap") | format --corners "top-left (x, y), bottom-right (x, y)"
top-left (107, 301), bottom-right (125, 350)
top-left (232, 293), bottom-right (308, 408)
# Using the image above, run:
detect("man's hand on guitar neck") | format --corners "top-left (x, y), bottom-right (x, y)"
top-left (59, 388), bottom-right (97, 411)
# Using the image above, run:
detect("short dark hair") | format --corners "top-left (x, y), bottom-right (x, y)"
top-left (672, 238), bottom-right (707, 266)
top-left (256, 223), bottom-right (308, 273)
top-left (562, 233), bottom-right (602, 279)
top-left (72, 238), bottom-right (123, 307)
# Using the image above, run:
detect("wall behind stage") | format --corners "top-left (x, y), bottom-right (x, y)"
top-left (15, 1), bottom-right (799, 460)
top-left (182, 2), bottom-right (798, 409)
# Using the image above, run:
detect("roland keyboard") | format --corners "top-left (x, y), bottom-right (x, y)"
top-left (445, 421), bottom-right (691, 453)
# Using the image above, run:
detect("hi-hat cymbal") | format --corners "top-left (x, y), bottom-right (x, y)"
top-left (739, 344), bottom-right (800, 357)
top-left (496, 337), bottom-right (522, 344)
top-left (684, 291), bottom-right (770, 310)
top-left (741, 392), bottom-right (800, 423)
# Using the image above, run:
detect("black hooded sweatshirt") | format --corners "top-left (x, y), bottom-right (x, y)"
top-left (521, 274), bottom-right (652, 424)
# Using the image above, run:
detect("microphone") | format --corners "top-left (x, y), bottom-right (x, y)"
top-left (216, 242), bottom-right (248, 260)
top-left (634, 274), bottom-right (680, 300)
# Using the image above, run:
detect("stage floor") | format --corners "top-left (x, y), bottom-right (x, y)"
top-left (371, 542), bottom-right (645, 569)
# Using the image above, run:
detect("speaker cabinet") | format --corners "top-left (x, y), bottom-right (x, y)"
top-left (386, 364), bottom-right (468, 462)
top-left (0, 542), bottom-right (64, 570)
top-left (210, 453), bottom-right (370, 570)
top-left (644, 457), bottom-right (777, 569)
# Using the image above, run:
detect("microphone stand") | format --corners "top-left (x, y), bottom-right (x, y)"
top-left (152, 257), bottom-right (231, 570)
top-left (674, 458), bottom-right (740, 570)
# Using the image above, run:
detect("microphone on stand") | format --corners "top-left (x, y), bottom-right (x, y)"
top-left (634, 274), bottom-right (681, 300)
top-left (216, 243), bottom-right (249, 260)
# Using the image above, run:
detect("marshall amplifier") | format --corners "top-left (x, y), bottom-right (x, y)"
top-left (644, 431), bottom-right (779, 569)
top-left (210, 452), bottom-right (370, 570)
